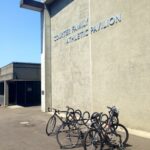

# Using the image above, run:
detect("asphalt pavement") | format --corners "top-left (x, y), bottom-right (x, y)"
top-left (0, 106), bottom-right (149, 150)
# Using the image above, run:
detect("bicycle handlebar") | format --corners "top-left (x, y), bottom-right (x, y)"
top-left (107, 106), bottom-right (112, 110)
top-left (107, 106), bottom-right (117, 110)
top-left (107, 106), bottom-right (119, 116)
top-left (47, 107), bottom-right (60, 113)
top-left (48, 107), bottom-right (67, 114)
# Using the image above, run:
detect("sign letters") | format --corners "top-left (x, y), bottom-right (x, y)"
top-left (53, 14), bottom-right (122, 44)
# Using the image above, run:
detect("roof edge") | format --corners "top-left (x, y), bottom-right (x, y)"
top-left (42, 0), bottom-right (56, 4)
top-left (20, 0), bottom-right (44, 12)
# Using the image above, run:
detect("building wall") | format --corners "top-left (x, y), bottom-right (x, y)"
top-left (91, 0), bottom-right (150, 132)
top-left (0, 63), bottom-right (41, 81)
top-left (49, 0), bottom-right (92, 111)
top-left (0, 64), bottom-right (13, 76)
top-left (13, 63), bottom-right (41, 81)
top-left (44, 0), bottom-right (150, 132)
top-left (41, 9), bottom-right (52, 112)
top-left (0, 64), bottom-right (13, 81)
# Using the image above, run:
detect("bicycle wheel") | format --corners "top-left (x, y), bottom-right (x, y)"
top-left (56, 123), bottom-right (79, 149)
top-left (105, 131), bottom-right (122, 148)
top-left (46, 115), bottom-right (56, 136)
top-left (84, 129), bottom-right (102, 150)
top-left (112, 124), bottom-right (129, 145)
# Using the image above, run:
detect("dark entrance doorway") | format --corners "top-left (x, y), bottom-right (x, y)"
top-left (8, 81), bottom-right (41, 106)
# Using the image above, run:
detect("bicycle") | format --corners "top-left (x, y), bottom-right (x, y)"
top-left (46, 108), bottom-right (67, 136)
top-left (55, 106), bottom-right (90, 149)
top-left (84, 112), bottom-right (128, 150)
top-left (46, 106), bottom-right (82, 136)
top-left (104, 106), bottom-right (129, 145)
top-left (56, 118), bottom-right (88, 149)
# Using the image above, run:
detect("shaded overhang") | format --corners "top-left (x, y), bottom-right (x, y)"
top-left (20, 0), bottom-right (44, 12)
top-left (20, 0), bottom-right (56, 12)
top-left (42, 0), bottom-right (55, 4)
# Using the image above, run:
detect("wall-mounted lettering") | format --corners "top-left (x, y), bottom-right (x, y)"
top-left (53, 14), bottom-right (122, 44)
top-left (91, 14), bottom-right (121, 34)
top-left (54, 18), bottom-right (88, 42)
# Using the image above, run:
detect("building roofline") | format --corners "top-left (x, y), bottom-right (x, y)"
top-left (12, 62), bottom-right (41, 65)
top-left (20, 0), bottom-right (58, 12)
top-left (42, 0), bottom-right (56, 4)
top-left (0, 62), bottom-right (41, 70)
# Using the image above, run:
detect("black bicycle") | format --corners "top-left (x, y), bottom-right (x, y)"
top-left (46, 106), bottom-right (81, 136)
top-left (46, 108), bottom-right (67, 136)
top-left (84, 111), bottom-right (129, 150)
top-left (56, 119), bottom-right (88, 149)
top-left (56, 106), bottom-right (90, 149)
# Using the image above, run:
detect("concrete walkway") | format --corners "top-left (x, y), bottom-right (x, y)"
top-left (0, 106), bottom-right (149, 150)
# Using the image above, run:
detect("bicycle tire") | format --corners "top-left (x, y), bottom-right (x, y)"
top-left (112, 123), bottom-right (129, 145)
top-left (56, 123), bottom-right (79, 149)
top-left (46, 115), bottom-right (56, 136)
top-left (83, 129), bottom-right (103, 150)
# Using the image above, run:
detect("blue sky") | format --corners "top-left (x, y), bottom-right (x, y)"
top-left (0, 0), bottom-right (41, 68)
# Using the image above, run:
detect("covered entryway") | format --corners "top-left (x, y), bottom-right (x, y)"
top-left (9, 81), bottom-right (41, 106)
top-left (0, 62), bottom-right (41, 107)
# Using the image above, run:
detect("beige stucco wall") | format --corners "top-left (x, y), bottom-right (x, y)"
top-left (50, 0), bottom-right (92, 111)
top-left (91, 0), bottom-right (150, 132)
top-left (44, 0), bottom-right (150, 132)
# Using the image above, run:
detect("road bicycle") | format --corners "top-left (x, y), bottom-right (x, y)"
top-left (56, 120), bottom-right (88, 149)
top-left (55, 107), bottom-right (91, 149)
top-left (84, 112), bottom-right (129, 150)
top-left (46, 106), bottom-right (85, 136)
top-left (46, 108), bottom-right (67, 136)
